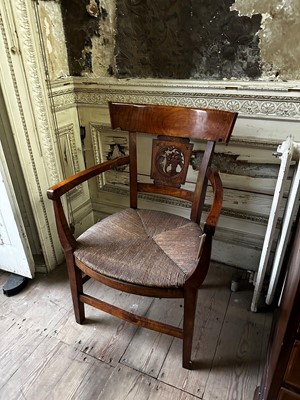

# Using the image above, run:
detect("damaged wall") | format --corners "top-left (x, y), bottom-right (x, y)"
top-left (232, 0), bottom-right (300, 80)
top-left (115, 0), bottom-right (262, 80)
top-left (38, 1), bottom-right (69, 80)
top-left (33, 0), bottom-right (300, 271)
top-left (40, 0), bottom-right (300, 82)
top-left (59, 0), bottom-right (115, 77)
top-left (39, 0), bottom-right (115, 80)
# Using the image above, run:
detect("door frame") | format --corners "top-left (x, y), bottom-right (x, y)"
top-left (0, 1), bottom-right (64, 271)
top-left (0, 139), bottom-right (35, 278)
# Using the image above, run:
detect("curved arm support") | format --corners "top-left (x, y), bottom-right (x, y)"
top-left (47, 156), bottom-right (130, 251)
top-left (186, 169), bottom-right (222, 288)
top-left (47, 156), bottom-right (130, 200)
top-left (203, 168), bottom-right (223, 236)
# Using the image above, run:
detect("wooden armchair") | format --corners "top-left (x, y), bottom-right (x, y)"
top-left (47, 102), bottom-right (237, 369)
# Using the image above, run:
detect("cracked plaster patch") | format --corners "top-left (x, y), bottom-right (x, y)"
top-left (232, 0), bottom-right (300, 80)
top-left (39, 1), bottom-right (69, 80)
top-left (90, 0), bottom-right (116, 77)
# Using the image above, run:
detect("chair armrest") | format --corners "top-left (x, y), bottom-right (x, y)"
top-left (47, 155), bottom-right (129, 251)
top-left (47, 156), bottom-right (130, 200)
top-left (204, 168), bottom-right (223, 235)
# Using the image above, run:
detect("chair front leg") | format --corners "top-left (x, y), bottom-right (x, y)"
top-left (65, 251), bottom-right (85, 324)
top-left (182, 285), bottom-right (198, 369)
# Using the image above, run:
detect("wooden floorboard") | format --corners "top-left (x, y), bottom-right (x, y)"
top-left (203, 290), bottom-right (270, 400)
top-left (157, 264), bottom-right (233, 398)
top-left (0, 335), bottom-right (114, 399)
top-left (0, 262), bottom-right (273, 400)
top-left (120, 297), bottom-right (183, 377)
top-left (55, 281), bottom-right (153, 366)
top-left (99, 364), bottom-right (198, 400)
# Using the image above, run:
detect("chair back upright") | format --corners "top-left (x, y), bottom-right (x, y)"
top-left (109, 102), bottom-right (237, 224)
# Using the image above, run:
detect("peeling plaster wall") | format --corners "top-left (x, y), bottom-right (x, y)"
top-left (39, 0), bottom-right (300, 82)
top-left (38, 1), bottom-right (69, 80)
top-left (232, 0), bottom-right (300, 80)
top-left (91, 0), bottom-right (116, 77)
top-left (59, 0), bottom-right (115, 77)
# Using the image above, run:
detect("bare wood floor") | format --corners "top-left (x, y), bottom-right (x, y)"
top-left (0, 263), bottom-right (272, 400)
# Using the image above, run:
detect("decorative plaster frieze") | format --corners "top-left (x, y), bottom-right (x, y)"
top-left (50, 78), bottom-right (300, 120)
top-left (74, 89), bottom-right (300, 119)
top-left (15, 0), bottom-right (60, 186)
top-left (51, 86), bottom-right (76, 111)
top-left (0, 1), bottom-right (65, 267)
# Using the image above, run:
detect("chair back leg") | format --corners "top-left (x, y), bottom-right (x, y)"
top-left (183, 286), bottom-right (198, 369)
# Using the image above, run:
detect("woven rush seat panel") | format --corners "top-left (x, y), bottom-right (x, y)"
top-left (74, 209), bottom-right (202, 288)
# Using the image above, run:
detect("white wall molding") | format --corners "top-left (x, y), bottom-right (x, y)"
top-left (15, 0), bottom-right (60, 185)
top-left (58, 123), bottom-right (83, 198)
top-left (0, 1), bottom-right (64, 270)
top-left (49, 77), bottom-right (300, 271)
top-left (51, 78), bottom-right (300, 121)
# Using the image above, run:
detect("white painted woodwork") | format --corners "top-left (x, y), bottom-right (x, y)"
top-left (266, 142), bottom-right (300, 305)
top-left (251, 138), bottom-right (294, 312)
top-left (251, 139), bottom-right (300, 311)
top-left (0, 141), bottom-right (34, 278)
top-left (2, 1), bottom-right (300, 275)
top-left (0, 1), bottom-right (93, 272)
top-left (0, 0), bottom-right (63, 271)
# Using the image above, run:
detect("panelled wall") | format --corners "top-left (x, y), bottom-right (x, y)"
top-left (2, 0), bottom-right (298, 273)
top-left (52, 78), bottom-right (300, 271)
top-left (51, 103), bottom-right (94, 240)
top-left (41, 0), bottom-right (300, 272)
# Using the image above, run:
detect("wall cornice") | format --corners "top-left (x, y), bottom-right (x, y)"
top-left (51, 78), bottom-right (300, 121)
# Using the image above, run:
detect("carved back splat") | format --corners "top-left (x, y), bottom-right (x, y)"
top-left (151, 136), bottom-right (193, 188)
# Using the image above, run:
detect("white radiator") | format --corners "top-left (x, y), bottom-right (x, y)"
top-left (251, 137), bottom-right (300, 312)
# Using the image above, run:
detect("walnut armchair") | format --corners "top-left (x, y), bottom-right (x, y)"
top-left (47, 102), bottom-right (237, 369)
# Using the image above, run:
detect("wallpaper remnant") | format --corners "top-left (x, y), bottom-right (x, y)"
top-left (60, 0), bottom-right (104, 76)
top-left (115, 0), bottom-right (262, 80)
